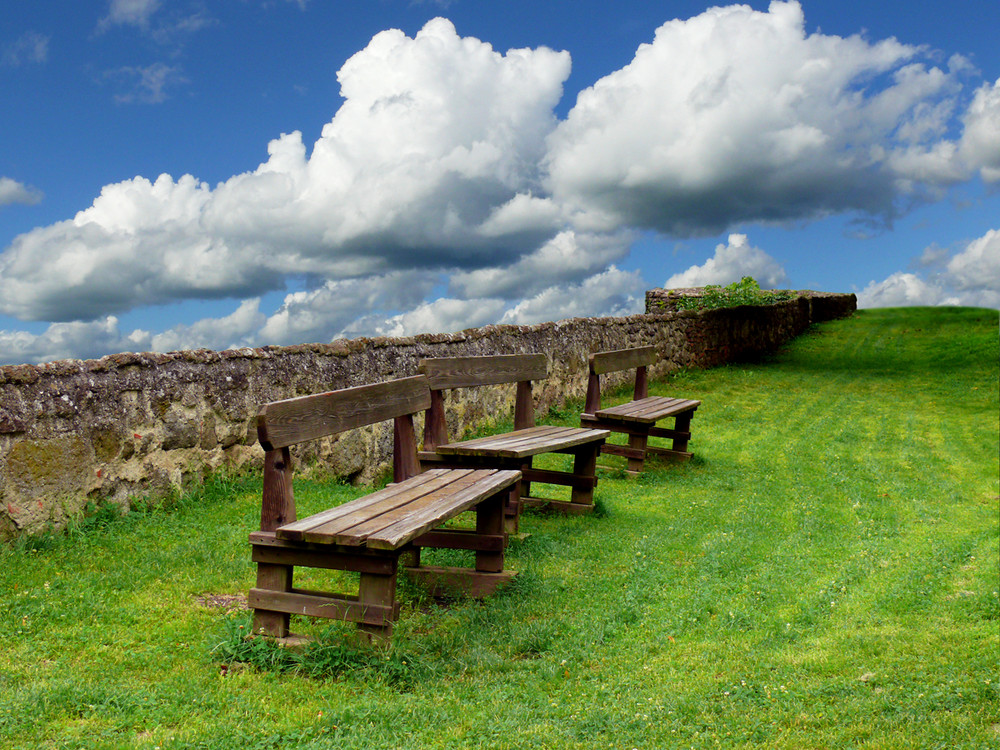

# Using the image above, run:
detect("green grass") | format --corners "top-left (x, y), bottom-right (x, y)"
top-left (1, 307), bottom-right (997, 749)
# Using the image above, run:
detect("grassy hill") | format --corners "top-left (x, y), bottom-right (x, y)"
top-left (1, 306), bottom-right (997, 749)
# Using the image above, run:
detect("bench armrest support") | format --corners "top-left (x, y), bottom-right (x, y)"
top-left (260, 447), bottom-right (295, 532)
top-left (514, 380), bottom-right (535, 430)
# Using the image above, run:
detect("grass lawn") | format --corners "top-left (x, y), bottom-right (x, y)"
top-left (1, 306), bottom-right (997, 749)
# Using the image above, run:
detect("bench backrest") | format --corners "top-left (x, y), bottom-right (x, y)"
top-left (588, 346), bottom-right (656, 375)
top-left (255, 375), bottom-right (431, 532)
top-left (418, 354), bottom-right (547, 390)
top-left (585, 346), bottom-right (658, 414)
top-left (418, 354), bottom-right (548, 449)
top-left (257, 375), bottom-right (431, 451)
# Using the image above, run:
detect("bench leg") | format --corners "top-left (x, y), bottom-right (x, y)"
top-left (475, 491), bottom-right (506, 573)
top-left (519, 458), bottom-right (533, 500)
top-left (672, 413), bottom-right (693, 454)
top-left (252, 563), bottom-right (293, 638)
top-left (399, 547), bottom-right (420, 568)
top-left (627, 432), bottom-right (649, 475)
top-left (357, 562), bottom-right (399, 644)
top-left (570, 444), bottom-right (600, 507)
top-left (504, 483), bottom-right (521, 535)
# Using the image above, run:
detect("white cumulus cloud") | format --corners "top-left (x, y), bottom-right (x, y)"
top-left (500, 266), bottom-right (645, 325)
top-left (0, 177), bottom-right (42, 208)
top-left (546, 1), bottom-right (986, 236)
top-left (858, 228), bottom-right (1000, 308)
top-left (0, 317), bottom-right (148, 365)
top-left (371, 297), bottom-right (508, 338)
top-left (260, 272), bottom-right (438, 345)
top-left (450, 230), bottom-right (632, 299)
top-left (666, 234), bottom-right (789, 289)
top-left (0, 18), bottom-right (571, 325)
top-left (958, 79), bottom-right (1000, 183)
top-left (149, 299), bottom-right (266, 353)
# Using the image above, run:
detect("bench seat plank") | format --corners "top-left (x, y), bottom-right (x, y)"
top-left (595, 397), bottom-right (701, 425)
top-left (436, 425), bottom-right (610, 459)
top-left (438, 425), bottom-right (567, 455)
top-left (275, 469), bottom-right (460, 541)
top-left (367, 469), bottom-right (520, 549)
top-left (279, 468), bottom-right (519, 548)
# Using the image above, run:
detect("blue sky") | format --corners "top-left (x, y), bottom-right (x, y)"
top-left (1, 0), bottom-right (998, 365)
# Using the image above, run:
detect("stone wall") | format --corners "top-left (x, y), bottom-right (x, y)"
top-left (0, 291), bottom-right (855, 541)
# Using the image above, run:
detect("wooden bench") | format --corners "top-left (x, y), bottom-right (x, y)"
top-left (580, 346), bottom-right (701, 475)
top-left (248, 375), bottom-right (521, 643)
top-left (418, 354), bottom-right (609, 516)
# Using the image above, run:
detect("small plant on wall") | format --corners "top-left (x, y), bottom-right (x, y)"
top-left (674, 277), bottom-right (795, 311)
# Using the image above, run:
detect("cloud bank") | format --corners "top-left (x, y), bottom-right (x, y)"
top-left (858, 228), bottom-right (1000, 308)
top-left (666, 235), bottom-right (790, 289)
top-left (546, 1), bottom-right (997, 236)
top-left (2, 2), bottom-right (999, 364)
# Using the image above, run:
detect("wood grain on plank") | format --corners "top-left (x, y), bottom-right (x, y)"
top-left (589, 346), bottom-right (657, 375)
top-left (258, 375), bottom-right (431, 450)
top-left (418, 354), bottom-right (547, 390)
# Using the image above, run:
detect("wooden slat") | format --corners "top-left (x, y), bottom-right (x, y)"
top-left (294, 470), bottom-right (477, 545)
top-left (257, 375), bottom-right (431, 450)
top-left (250, 530), bottom-right (396, 553)
top-left (251, 545), bottom-right (396, 575)
top-left (442, 425), bottom-right (567, 453)
top-left (248, 588), bottom-right (391, 626)
top-left (605, 396), bottom-right (687, 418)
top-left (274, 469), bottom-right (454, 540)
top-left (599, 443), bottom-right (647, 460)
top-left (366, 469), bottom-right (521, 549)
top-left (412, 529), bottom-right (506, 552)
top-left (338, 469), bottom-right (497, 545)
top-left (582, 416), bottom-right (692, 440)
top-left (589, 346), bottom-right (656, 375)
top-left (596, 397), bottom-right (700, 424)
top-left (649, 426), bottom-right (693, 440)
top-left (521, 466), bottom-right (596, 489)
top-left (436, 426), bottom-right (608, 459)
top-left (418, 354), bottom-right (547, 390)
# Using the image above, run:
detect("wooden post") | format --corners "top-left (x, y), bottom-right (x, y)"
top-left (584, 371), bottom-right (602, 414)
top-left (259, 447), bottom-right (295, 531)
top-left (253, 447), bottom-right (295, 637)
top-left (520, 459), bottom-right (533, 501)
top-left (514, 380), bottom-right (534, 430)
top-left (357, 562), bottom-right (398, 643)
top-left (570, 445), bottom-right (599, 506)
top-left (627, 433), bottom-right (648, 474)
top-left (672, 412), bottom-right (693, 454)
top-left (422, 389), bottom-right (449, 451)
top-left (514, 379), bottom-right (535, 499)
top-left (393, 414), bottom-right (419, 482)
top-left (474, 492), bottom-right (505, 573)
top-left (634, 365), bottom-right (649, 400)
top-left (504, 483), bottom-right (521, 535)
